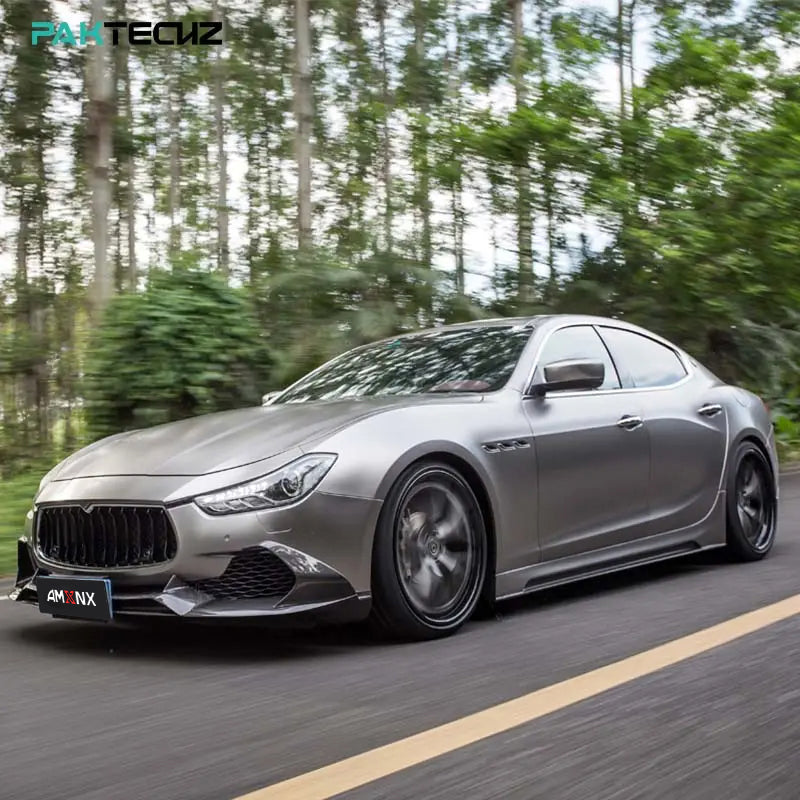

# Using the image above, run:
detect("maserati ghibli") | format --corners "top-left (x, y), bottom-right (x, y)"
top-left (11, 314), bottom-right (779, 640)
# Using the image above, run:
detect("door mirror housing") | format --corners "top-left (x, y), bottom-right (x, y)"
top-left (529, 359), bottom-right (605, 396)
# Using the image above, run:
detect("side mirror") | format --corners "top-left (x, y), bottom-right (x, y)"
top-left (262, 391), bottom-right (281, 406)
top-left (529, 359), bottom-right (605, 396)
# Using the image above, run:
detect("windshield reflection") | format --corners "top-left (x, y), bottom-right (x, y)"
top-left (273, 325), bottom-right (533, 403)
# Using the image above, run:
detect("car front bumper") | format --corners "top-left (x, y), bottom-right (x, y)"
top-left (11, 486), bottom-right (382, 625)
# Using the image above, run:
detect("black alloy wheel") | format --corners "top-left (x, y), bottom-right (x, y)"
top-left (370, 461), bottom-right (487, 640)
top-left (725, 441), bottom-right (777, 561)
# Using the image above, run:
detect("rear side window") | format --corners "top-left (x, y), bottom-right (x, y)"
top-left (598, 327), bottom-right (687, 388)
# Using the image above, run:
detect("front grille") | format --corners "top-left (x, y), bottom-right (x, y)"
top-left (193, 548), bottom-right (296, 601)
top-left (36, 505), bottom-right (177, 569)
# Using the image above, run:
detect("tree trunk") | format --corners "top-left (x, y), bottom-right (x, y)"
top-left (294, 0), bottom-right (313, 252)
top-left (88, 0), bottom-right (113, 317)
top-left (376, 0), bottom-right (392, 253)
top-left (414, 0), bottom-right (433, 276)
top-left (617, 0), bottom-right (627, 121)
top-left (544, 171), bottom-right (556, 297)
top-left (627, 0), bottom-right (641, 203)
top-left (15, 200), bottom-right (31, 451)
top-left (112, 2), bottom-right (124, 291)
top-left (616, 0), bottom-right (630, 281)
top-left (34, 137), bottom-right (51, 445)
top-left (114, 193), bottom-right (123, 290)
top-left (511, 0), bottom-right (533, 305)
top-left (245, 130), bottom-right (260, 285)
top-left (212, 0), bottom-right (229, 277)
top-left (119, 0), bottom-right (136, 290)
top-left (537, 1), bottom-right (556, 297)
top-left (166, 1), bottom-right (181, 259)
top-left (125, 100), bottom-right (136, 288)
top-left (448, 0), bottom-right (464, 295)
top-left (628, 0), bottom-right (636, 117)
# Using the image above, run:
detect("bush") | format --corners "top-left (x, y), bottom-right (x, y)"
top-left (84, 269), bottom-right (274, 440)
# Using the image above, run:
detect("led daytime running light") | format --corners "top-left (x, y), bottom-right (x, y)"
top-left (194, 453), bottom-right (337, 515)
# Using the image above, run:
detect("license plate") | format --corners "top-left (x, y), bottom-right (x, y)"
top-left (37, 575), bottom-right (113, 621)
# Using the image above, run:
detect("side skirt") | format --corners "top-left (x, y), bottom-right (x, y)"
top-left (495, 489), bottom-right (728, 602)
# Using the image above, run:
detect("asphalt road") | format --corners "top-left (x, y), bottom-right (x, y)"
top-left (2, 474), bottom-right (800, 800)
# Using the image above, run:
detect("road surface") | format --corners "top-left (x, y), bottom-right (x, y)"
top-left (2, 474), bottom-right (799, 800)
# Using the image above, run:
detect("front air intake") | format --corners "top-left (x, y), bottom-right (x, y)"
top-left (192, 547), bottom-right (296, 600)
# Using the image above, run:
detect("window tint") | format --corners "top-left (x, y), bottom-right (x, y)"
top-left (598, 327), bottom-right (687, 388)
top-left (532, 325), bottom-right (621, 391)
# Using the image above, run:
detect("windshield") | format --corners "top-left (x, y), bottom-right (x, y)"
top-left (273, 324), bottom-right (533, 403)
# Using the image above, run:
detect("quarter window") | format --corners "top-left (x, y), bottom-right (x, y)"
top-left (598, 327), bottom-right (687, 388)
top-left (532, 325), bottom-right (621, 391)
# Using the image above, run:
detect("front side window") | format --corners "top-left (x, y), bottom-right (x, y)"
top-left (598, 327), bottom-right (687, 388)
top-left (532, 325), bottom-right (621, 391)
top-left (273, 325), bottom-right (534, 403)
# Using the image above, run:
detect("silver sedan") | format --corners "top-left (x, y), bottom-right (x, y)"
top-left (12, 314), bottom-right (779, 640)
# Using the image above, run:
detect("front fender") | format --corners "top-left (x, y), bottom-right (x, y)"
top-left (302, 401), bottom-right (540, 573)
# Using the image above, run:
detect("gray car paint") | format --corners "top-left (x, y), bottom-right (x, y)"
top-left (12, 314), bottom-right (779, 623)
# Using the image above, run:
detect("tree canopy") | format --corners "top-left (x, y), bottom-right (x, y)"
top-left (1, 0), bottom-right (799, 478)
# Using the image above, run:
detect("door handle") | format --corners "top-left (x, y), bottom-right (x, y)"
top-left (698, 403), bottom-right (722, 417)
top-left (617, 415), bottom-right (643, 430)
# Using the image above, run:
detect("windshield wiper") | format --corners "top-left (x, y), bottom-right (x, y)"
top-left (426, 387), bottom-right (487, 394)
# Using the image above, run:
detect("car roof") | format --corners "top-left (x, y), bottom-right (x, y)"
top-left (394, 315), bottom-right (550, 336)
top-left (403, 313), bottom-right (644, 335)
top-left (363, 314), bottom-right (684, 359)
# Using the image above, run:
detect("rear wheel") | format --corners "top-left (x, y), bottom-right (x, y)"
top-left (724, 441), bottom-right (777, 561)
top-left (369, 461), bottom-right (487, 641)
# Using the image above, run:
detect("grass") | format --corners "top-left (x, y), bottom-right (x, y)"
top-left (0, 469), bottom-right (41, 578)
top-left (778, 442), bottom-right (800, 465)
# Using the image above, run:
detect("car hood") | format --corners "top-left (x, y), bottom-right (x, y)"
top-left (48, 396), bottom-right (474, 480)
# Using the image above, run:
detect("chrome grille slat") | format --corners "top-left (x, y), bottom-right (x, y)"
top-left (75, 510), bottom-right (89, 566)
top-left (120, 508), bottom-right (130, 567)
top-left (67, 507), bottom-right (77, 563)
top-left (98, 507), bottom-right (107, 565)
top-left (107, 508), bottom-right (118, 567)
top-left (87, 507), bottom-right (96, 567)
top-left (131, 508), bottom-right (141, 564)
top-left (35, 505), bottom-right (177, 569)
top-left (153, 510), bottom-right (162, 561)
top-left (144, 509), bottom-right (155, 562)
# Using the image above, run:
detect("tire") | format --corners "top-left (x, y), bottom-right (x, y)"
top-left (724, 441), bottom-right (777, 562)
top-left (369, 460), bottom-right (488, 641)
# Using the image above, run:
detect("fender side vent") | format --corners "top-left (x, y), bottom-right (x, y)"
top-left (482, 439), bottom-right (531, 453)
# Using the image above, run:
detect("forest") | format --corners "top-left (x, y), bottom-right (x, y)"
top-left (0, 0), bottom-right (799, 569)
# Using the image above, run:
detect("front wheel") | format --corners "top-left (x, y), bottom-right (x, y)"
top-left (724, 441), bottom-right (777, 561)
top-left (369, 461), bottom-right (487, 641)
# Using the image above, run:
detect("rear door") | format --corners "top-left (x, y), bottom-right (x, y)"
top-left (522, 324), bottom-right (651, 561)
top-left (596, 325), bottom-right (728, 535)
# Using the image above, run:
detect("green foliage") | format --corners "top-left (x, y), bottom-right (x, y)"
top-left (83, 269), bottom-right (274, 441)
top-left (0, 468), bottom-right (41, 576)
top-left (3, 0), bottom-right (800, 479)
top-left (775, 414), bottom-right (800, 455)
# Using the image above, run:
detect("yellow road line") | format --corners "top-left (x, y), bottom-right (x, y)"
top-left (234, 593), bottom-right (800, 800)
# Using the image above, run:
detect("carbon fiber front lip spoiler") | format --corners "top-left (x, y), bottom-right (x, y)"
top-left (12, 537), bottom-right (371, 623)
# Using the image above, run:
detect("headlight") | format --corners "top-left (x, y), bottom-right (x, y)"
top-left (194, 453), bottom-right (337, 515)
